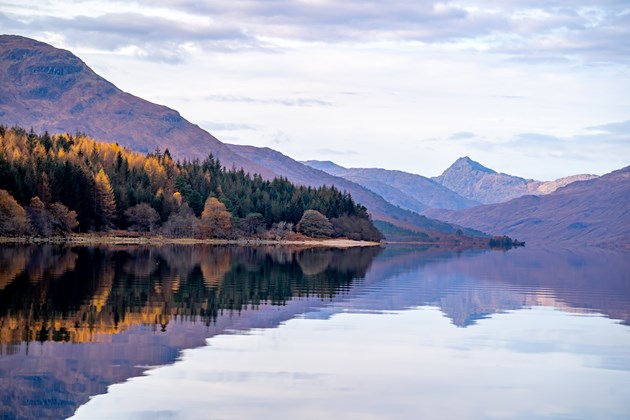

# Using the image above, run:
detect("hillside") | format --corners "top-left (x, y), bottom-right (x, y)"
top-left (0, 35), bottom-right (492, 241)
top-left (433, 156), bottom-right (598, 204)
top-left (304, 161), bottom-right (478, 212)
top-left (229, 144), bottom-right (486, 239)
top-left (0, 35), bottom-right (275, 178)
top-left (424, 166), bottom-right (630, 248)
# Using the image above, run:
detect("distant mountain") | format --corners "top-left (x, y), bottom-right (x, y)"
top-left (303, 160), bottom-right (348, 176)
top-left (303, 161), bottom-right (479, 212)
top-left (424, 166), bottom-right (630, 248)
top-left (433, 156), bottom-right (598, 204)
top-left (0, 35), bottom-right (275, 178)
top-left (229, 145), bottom-right (486, 239)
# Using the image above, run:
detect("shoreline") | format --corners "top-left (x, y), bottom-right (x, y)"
top-left (0, 234), bottom-right (382, 248)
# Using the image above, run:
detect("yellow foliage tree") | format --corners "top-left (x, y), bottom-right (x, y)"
top-left (195, 197), bottom-right (232, 239)
top-left (0, 189), bottom-right (30, 236)
top-left (95, 169), bottom-right (117, 227)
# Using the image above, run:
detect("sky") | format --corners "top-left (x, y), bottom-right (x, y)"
top-left (1, 0), bottom-right (629, 180)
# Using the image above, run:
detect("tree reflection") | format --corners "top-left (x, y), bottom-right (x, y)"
top-left (0, 244), bottom-right (382, 346)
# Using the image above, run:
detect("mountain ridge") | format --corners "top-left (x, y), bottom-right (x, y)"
top-left (303, 161), bottom-right (479, 212)
top-left (0, 34), bottom-right (276, 179)
top-left (433, 155), bottom-right (598, 204)
top-left (424, 166), bottom-right (630, 248)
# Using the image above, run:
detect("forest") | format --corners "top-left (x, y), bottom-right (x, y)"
top-left (0, 126), bottom-right (383, 241)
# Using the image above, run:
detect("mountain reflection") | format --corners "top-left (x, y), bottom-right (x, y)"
top-left (0, 244), bottom-right (629, 420)
top-left (358, 246), bottom-right (630, 327)
top-left (0, 244), bottom-right (380, 347)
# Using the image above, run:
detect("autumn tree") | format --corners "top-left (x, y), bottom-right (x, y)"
top-left (0, 189), bottom-right (30, 236)
top-left (297, 209), bottom-right (334, 238)
top-left (125, 203), bottom-right (160, 232)
top-left (0, 126), bottom-right (383, 238)
top-left (95, 168), bottom-right (117, 228)
top-left (195, 197), bottom-right (232, 239)
top-left (49, 202), bottom-right (79, 233)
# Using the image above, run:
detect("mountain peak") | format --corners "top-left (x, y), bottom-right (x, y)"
top-left (451, 156), bottom-right (496, 174)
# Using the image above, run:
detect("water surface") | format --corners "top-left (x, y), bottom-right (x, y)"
top-left (0, 244), bottom-right (629, 419)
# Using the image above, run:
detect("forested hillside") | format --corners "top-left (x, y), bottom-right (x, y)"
top-left (0, 126), bottom-right (382, 241)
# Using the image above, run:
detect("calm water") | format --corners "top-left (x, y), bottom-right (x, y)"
top-left (1, 244), bottom-right (629, 419)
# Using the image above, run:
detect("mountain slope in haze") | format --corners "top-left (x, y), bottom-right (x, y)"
top-left (424, 166), bottom-right (630, 248)
top-left (229, 145), bottom-right (487, 239)
top-left (434, 156), bottom-right (598, 204)
top-left (304, 160), bottom-right (479, 212)
top-left (0, 35), bottom-right (275, 178)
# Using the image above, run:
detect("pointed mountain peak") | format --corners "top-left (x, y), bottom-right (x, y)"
top-left (449, 156), bottom-right (496, 174)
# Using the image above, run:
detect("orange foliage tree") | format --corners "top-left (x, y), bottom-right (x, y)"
top-left (195, 197), bottom-right (232, 239)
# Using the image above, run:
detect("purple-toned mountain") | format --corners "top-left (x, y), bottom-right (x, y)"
top-left (303, 161), bottom-right (479, 212)
top-left (434, 156), bottom-right (598, 204)
top-left (424, 166), bottom-right (630, 248)
top-left (0, 35), bottom-right (275, 178)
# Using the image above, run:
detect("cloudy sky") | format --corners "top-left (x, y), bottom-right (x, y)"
top-left (2, 0), bottom-right (629, 179)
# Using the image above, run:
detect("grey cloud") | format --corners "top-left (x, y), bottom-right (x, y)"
top-left (449, 132), bottom-right (476, 140)
top-left (586, 119), bottom-right (630, 135)
top-left (513, 133), bottom-right (564, 145)
top-left (169, 1), bottom-right (628, 65)
top-left (205, 95), bottom-right (332, 107)
top-left (4, 0), bottom-right (630, 65)
top-left (0, 10), bottom-right (259, 62)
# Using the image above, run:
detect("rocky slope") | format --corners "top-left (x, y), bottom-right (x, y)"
top-left (434, 156), bottom-right (598, 204)
top-left (0, 35), bottom-right (275, 178)
top-left (424, 166), bottom-right (630, 247)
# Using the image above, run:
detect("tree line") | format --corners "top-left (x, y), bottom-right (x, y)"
top-left (0, 126), bottom-right (383, 241)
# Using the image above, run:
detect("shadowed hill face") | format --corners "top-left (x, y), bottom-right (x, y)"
top-left (0, 35), bottom-right (276, 178)
top-left (424, 166), bottom-right (630, 248)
